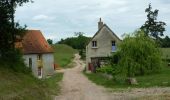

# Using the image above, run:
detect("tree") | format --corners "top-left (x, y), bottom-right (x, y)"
top-left (118, 30), bottom-right (162, 77)
top-left (160, 36), bottom-right (170, 47)
top-left (47, 39), bottom-right (53, 45)
top-left (141, 3), bottom-right (166, 39)
top-left (0, 0), bottom-right (32, 66)
top-left (58, 32), bottom-right (91, 50)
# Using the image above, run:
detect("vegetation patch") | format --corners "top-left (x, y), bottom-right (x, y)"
top-left (134, 93), bottom-right (170, 100)
top-left (84, 62), bottom-right (170, 89)
top-left (42, 73), bottom-right (63, 96)
top-left (0, 67), bottom-right (63, 100)
top-left (53, 44), bottom-right (77, 68)
top-left (161, 48), bottom-right (170, 60)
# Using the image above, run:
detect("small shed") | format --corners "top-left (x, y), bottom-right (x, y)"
top-left (22, 30), bottom-right (54, 78)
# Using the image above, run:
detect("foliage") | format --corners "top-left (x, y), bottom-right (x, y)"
top-left (85, 61), bottom-right (170, 88)
top-left (141, 3), bottom-right (166, 39)
top-left (118, 30), bottom-right (162, 77)
top-left (0, 0), bottom-right (32, 70)
top-left (99, 30), bottom-right (162, 79)
top-left (58, 32), bottom-right (91, 50)
top-left (79, 49), bottom-right (86, 59)
top-left (159, 36), bottom-right (170, 48)
top-left (97, 65), bottom-right (121, 80)
top-left (47, 39), bottom-right (53, 45)
top-left (0, 49), bottom-right (31, 73)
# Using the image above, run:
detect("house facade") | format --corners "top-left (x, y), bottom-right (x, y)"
top-left (86, 18), bottom-right (121, 71)
top-left (22, 30), bottom-right (54, 78)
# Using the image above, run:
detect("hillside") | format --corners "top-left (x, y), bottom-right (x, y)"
top-left (0, 67), bottom-right (63, 100)
top-left (53, 44), bottom-right (78, 68)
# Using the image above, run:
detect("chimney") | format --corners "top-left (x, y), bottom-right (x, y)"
top-left (98, 18), bottom-right (103, 30)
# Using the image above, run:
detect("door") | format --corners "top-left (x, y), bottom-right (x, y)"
top-left (91, 58), bottom-right (100, 72)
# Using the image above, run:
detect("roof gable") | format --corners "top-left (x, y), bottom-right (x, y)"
top-left (87, 24), bottom-right (121, 46)
top-left (22, 30), bottom-right (53, 54)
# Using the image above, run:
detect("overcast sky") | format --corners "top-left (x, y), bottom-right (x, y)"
top-left (15, 0), bottom-right (170, 42)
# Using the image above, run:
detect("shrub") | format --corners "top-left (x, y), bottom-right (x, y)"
top-left (0, 49), bottom-right (31, 73)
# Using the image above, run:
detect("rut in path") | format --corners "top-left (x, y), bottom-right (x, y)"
top-left (55, 54), bottom-right (112, 100)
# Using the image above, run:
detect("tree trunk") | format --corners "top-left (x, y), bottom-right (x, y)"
top-left (11, 0), bottom-right (15, 49)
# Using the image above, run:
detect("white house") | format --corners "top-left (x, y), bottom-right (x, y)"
top-left (21, 30), bottom-right (54, 78)
top-left (86, 18), bottom-right (121, 72)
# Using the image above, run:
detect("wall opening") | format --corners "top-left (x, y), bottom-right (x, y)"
top-left (29, 58), bottom-right (32, 69)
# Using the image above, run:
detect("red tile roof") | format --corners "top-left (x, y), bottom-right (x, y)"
top-left (22, 30), bottom-right (53, 54)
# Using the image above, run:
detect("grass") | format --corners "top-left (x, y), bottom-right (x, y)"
top-left (0, 67), bottom-right (63, 100)
top-left (161, 48), bottom-right (170, 59)
top-left (52, 44), bottom-right (77, 68)
top-left (84, 62), bottom-right (170, 89)
top-left (42, 73), bottom-right (63, 96)
top-left (134, 93), bottom-right (170, 100)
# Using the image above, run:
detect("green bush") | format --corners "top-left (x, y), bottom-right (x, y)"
top-left (0, 49), bottom-right (31, 73)
top-left (97, 64), bottom-right (121, 80)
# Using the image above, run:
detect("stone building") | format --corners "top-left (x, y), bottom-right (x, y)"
top-left (86, 18), bottom-right (121, 71)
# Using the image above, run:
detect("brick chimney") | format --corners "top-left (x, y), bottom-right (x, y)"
top-left (98, 18), bottom-right (103, 30)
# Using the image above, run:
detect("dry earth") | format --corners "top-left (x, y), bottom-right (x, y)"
top-left (55, 54), bottom-right (170, 100)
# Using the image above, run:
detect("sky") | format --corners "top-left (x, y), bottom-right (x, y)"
top-left (15, 0), bottom-right (170, 42)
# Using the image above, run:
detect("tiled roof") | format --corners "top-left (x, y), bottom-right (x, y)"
top-left (22, 30), bottom-right (53, 54)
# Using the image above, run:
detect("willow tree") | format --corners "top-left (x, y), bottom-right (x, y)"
top-left (118, 30), bottom-right (162, 77)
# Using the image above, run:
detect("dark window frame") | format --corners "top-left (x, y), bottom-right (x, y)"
top-left (112, 41), bottom-right (116, 46)
top-left (92, 41), bottom-right (97, 47)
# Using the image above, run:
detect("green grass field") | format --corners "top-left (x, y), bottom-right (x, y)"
top-left (161, 48), bottom-right (170, 59)
top-left (0, 67), bottom-right (63, 100)
top-left (53, 44), bottom-right (77, 68)
top-left (84, 62), bottom-right (170, 89)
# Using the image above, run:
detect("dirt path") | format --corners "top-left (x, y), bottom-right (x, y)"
top-left (55, 54), bottom-right (170, 100)
top-left (55, 54), bottom-right (113, 100)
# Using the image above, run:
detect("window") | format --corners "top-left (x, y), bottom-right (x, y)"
top-left (37, 54), bottom-right (42, 60)
top-left (112, 41), bottom-right (116, 46)
top-left (29, 58), bottom-right (32, 68)
top-left (92, 41), bottom-right (97, 48)
top-left (112, 41), bottom-right (116, 52)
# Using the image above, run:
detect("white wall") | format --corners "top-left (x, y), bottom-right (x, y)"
top-left (23, 53), bottom-right (54, 78)
top-left (23, 54), bottom-right (38, 77)
top-left (42, 53), bottom-right (54, 77)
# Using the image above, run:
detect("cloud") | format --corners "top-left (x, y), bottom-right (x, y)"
top-left (32, 15), bottom-right (49, 21)
top-left (15, 0), bottom-right (170, 42)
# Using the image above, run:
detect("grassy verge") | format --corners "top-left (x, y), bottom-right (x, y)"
top-left (0, 67), bottom-right (63, 100)
top-left (134, 93), bottom-right (170, 100)
top-left (42, 73), bottom-right (63, 96)
top-left (53, 44), bottom-right (77, 68)
top-left (84, 62), bottom-right (170, 89)
top-left (161, 48), bottom-right (170, 59)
